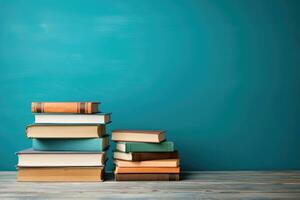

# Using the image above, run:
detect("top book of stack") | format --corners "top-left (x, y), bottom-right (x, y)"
top-left (32, 102), bottom-right (100, 114)
top-left (112, 130), bottom-right (165, 143)
top-left (32, 102), bottom-right (110, 124)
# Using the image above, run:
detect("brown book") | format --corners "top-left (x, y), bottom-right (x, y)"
top-left (17, 149), bottom-right (106, 167)
top-left (115, 167), bottom-right (180, 174)
top-left (114, 159), bottom-right (179, 168)
top-left (17, 167), bottom-right (104, 182)
top-left (112, 130), bottom-right (165, 143)
top-left (115, 173), bottom-right (180, 181)
top-left (26, 124), bottom-right (106, 138)
top-left (32, 102), bottom-right (100, 114)
top-left (113, 151), bottom-right (179, 161)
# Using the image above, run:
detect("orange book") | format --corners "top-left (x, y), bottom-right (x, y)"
top-left (32, 102), bottom-right (100, 114)
top-left (115, 167), bottom-right (180, 174)
top-left (17, 167), bottom-right (104, 182)
top-left (114, 159), bottom-right (179, 168)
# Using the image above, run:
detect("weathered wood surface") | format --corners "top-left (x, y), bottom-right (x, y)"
top-left (1, 171), bottom-right (300, 199)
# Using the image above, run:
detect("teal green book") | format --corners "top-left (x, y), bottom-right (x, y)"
top-left (32, 136), bottom-right (109, 151)
top-left (116, 141), bottom-right (174, 152)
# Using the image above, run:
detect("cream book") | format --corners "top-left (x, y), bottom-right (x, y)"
top-left (17, 149), bottom-right (106, 167)
top-left (113, 151), bottom-right (179, 161)
top-left (112, 130), bottom-right (165, 143)
top-left (26, 124), bottom-right (106, 138)
top-left (114, 159), bottom-right (179, 167)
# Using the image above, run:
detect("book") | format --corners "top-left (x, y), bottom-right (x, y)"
top-left (32, 102), bottom-right (100, 114)
top-left (17, 167), bottom-right (104, 182)
top-left (32, 136), bottom-right (109, 151)
top-left (115, 167), bottom-right (180, 173)
top-left (115, 141), bottom-right (174, 153)
top-left (17, 149), bottom-right (106, 167)
top-left (26, 124), bottom-right (106, 138)
top-left (112, 130), bottom-right (165, 143)
top-left (115, 173), bottom-right (179, 181)
top-left (114, 159), bottom-right (179, 168)
top-left (34, 113), bottom-right (111, 124)
top-left (113, 151), bottom-right (179, 161)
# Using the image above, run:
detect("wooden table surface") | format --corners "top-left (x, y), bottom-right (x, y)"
top-left (1, 171), bottom-right (300, 199)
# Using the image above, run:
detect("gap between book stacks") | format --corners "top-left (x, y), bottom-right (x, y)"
top-left (16, 102), bottom-right (180, 182)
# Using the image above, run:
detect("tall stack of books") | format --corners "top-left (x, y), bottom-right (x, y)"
top-left (17, 102), bottom-right (111, 182)
top-left (112, 130), bottom-right (180, 181)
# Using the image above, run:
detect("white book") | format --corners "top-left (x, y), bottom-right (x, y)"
top-left (17, 149), bottom-right (107, 167)
top-left (34, 113), bottom-right (111, 124)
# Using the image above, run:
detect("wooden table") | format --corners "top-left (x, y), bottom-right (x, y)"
top-left (1, 171), bottom-right (300, 199)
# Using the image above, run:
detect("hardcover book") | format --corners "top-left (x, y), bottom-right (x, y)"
top-left (114, 159), bottom-right (179, 168)
top-left (34, 113), bottom-right (111, 124)
top-left (17, 167), bottom-right (104, 182)
top-left (32, 136), bottom-right (109, 151)
top-left (112, 130), bottom-right (165, 143)
top-left (113, 151), bottom-right (179, 161)
top-left (17, 149), bottom-right (106, 167)
top-left (115, 141), bottom-right (174, 153)
top-left (115, 173), bottom-right (179, 181)
top-left (26, 124), bottom-right (106, 138)
top-left (32, 102), bottom-right (100, 114)
top-left (115, 167), bottom-right (180, 173)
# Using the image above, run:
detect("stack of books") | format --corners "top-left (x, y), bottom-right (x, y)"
top-left (112, 130), bottom-right (180, 181)
top-left (17, 102), bottom-right (111, 182)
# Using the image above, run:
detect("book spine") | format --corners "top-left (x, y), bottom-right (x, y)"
top-left (31, 102), bottom-right (98, 114)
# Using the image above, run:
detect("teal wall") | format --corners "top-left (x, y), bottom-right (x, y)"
top-left (0, 0), bottom-right (299, 171)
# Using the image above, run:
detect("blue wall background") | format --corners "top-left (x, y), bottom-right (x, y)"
top-left (0, 0), bottom-right (299, 171)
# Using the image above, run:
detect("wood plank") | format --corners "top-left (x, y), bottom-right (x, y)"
top-left (0, 171), bottom-right (300, 199)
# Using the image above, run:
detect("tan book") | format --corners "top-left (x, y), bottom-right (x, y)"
top-left (113, 151), bottom-right (179, 161)
top-left (115, 173), bottom-right (180, 181)
top-left (112, 130), bottom-right (165, 143)
top-left (114, 159), bottom-right (179, 168)
top-left (115, 167), bottom-right (180, 174)
top-left (26, 124), bottom-right (106, 138)
top-left (17, 167), bottom-right (104, 182)
top-left (17, 149), bottom-right (106, 167)
top-left (32, 102), bottom-right (100, 114)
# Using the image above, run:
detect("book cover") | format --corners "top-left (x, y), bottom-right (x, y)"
top-left (115, 173), bottom-right (180, 181)
top-left (32, 102), bottom-right (100, 114)
top-left (32, 136), bottom-right (109, 151)
top-left (116, 141), bottom-right (174, 152)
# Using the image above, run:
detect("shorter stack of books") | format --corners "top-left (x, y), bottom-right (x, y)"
top-left (17, 102), bottom-right (111, 182)
top-left (112, 130), bottom-right (180, 181)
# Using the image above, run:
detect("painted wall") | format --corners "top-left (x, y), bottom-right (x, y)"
top-left (0, 0), bottom-right (299, 171)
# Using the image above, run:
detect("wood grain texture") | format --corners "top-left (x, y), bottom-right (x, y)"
top-left (1, 171), bottom-right (300, 199)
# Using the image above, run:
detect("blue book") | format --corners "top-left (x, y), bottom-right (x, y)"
top-left (32, 136), bottom-right (109, 151)
top-left (116, 141), bottom-right (174, 152)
